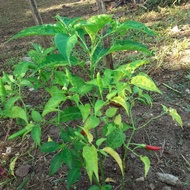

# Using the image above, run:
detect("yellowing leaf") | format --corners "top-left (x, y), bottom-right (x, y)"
top-left (169, 108), bottom-right (183, 128)
top-left (82, 128), bottom-right (93, 143)
top-left (103, 147), bottom-right (123, 176)
top-left (111, 96), bottom-right (129, 115)
top-left (48, 135), bottom-right (53, 142)
top-left (140, 155), bottom-right (150, 177)
top-left (131, 73), bottom-right (161, 94)
top-left (10, 155), bottom-right (19, 177)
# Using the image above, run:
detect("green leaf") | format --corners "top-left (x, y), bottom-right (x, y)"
top-left (114, 114), bottom-right (122, 125)
top-left (55, 33), bottom-right (77, 66)
top-left (103, 147), bottom-right (124, 176)
top-left (94, 100), bottom-right (104, 116)
top-left (111, 96), bottom-right (129, 115)
top-left (66, 168), bottom-right (81, 189)
top-left (4, 96), bottom-right (21, 117)
top-left (78, 104), bottom-right (91, 122)
top-left (42, 95), bottom-right (66, 117)
top-left (96, 138), bottom-right (106, 147)
top-left (168, 108), bottom-right (183, 128)
top-left (140, 156), bottom-right (150, 177)
top-left (102, 122), bottom-right (116, 136)
top-left (8, 24), bottom-right (60, 42)
top-left (59, 106), bottom-right (82, 122)
top-left (97, 72), bottom-right (103, 97)
top-left (10, 106), bottom-right (28, 124)
top-left (82, 145), bottom-right (99, 183)
top-left (31, 125), bottom-right (41, 146)
top-left (84, 115), bottom-right (100, 130)
top-left (106, 129), bottom-right (126, 149)
top-left (78, 84), bottom-right (94, 95)
top-left (106, 90), bottom-right (117, 100)
top-left (63, 148), bottom-right (73, 169)
top-left (92, 46), bottom-right (109, 66)
top-left (40, 141), bottom-right (65, 153)
top-left (131, 73), bottom-right (161, 93)
top-left (88, 185), bottom-right (112, 190)
top-left (56, 15), bottom-right (80, 29)
top-left (49, 150), bottom-right (65, 175)
top-left (116, 20), bottom-right (155, 36)
top-left (0, 78), bottom-right (6, 105)
top-left (108, 40), bottom-right (151, 55)
top-left (13, 62), bottom-right (29, 78)
top-left (31, 110), bottom-right (42, 122)
top-left (8, 123), bottom-right (34, 140)
top-left (88, 185), bottom-right (100, 190)
top-left (54, 70), bottom-right (69, 87)
top-left (20, 79), bottom-right (33, 88)
top-left (116, 60), bottom-right (149, 77)
top-left (76, 14), bottom-right (112, 43)
top-left (105, 107), bottom-right (118, 118)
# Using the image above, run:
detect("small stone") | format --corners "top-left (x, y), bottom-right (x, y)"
top-left (149, 183), bottom-right (155, 190)
top-left (15, 165), bottom-right (30, 177)
top-left (171, 25), bottom-right (180, 33)
top-left (162, 186), bottom-right (172, 190)
top-left (156, 172), bottom-right (182, 186)
top-left (135, 176), bottom-right (144, 182)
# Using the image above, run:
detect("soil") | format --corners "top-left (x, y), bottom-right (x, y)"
top-left (0, 0), bottom-right (190, 190)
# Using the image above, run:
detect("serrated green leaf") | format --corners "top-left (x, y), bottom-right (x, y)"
top-left (103, 147), bottom-right (123, 176)
top-left (55, 33), bottom-right (77, 66)
top-left (131, 73), bottom-right (161, 93)
top-left (31, 125), bottom-right (41, 146)
top-left (168, 108), bottom-right (183, 128)
top-left (140, 155), bottom-right (150, 177)
top-left (106, 129), bottom-right (126, 149)
top-left (66, 168), bottom-right (81, 189)
top-left (83, 145), bottom-right (99, 183)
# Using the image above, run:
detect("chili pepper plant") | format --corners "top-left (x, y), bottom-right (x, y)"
top-left (0, 14), bottom-right (182, 189)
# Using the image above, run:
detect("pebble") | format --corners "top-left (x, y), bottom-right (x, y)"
top-left (156, 172), bottom-right (182, 186)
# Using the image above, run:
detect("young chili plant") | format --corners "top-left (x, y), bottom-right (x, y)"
top-left (3, 14), bottom-right (183, 190)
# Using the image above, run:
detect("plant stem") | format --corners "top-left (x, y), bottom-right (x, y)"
top-left (137, 112), bottom-right (166, 130)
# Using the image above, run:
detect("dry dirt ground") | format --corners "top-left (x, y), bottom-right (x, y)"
top-left (0, 0), bottom-right (190, 190)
